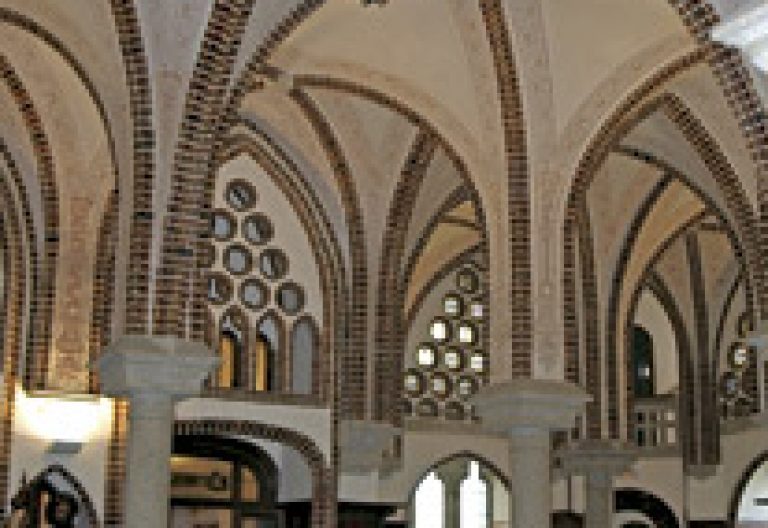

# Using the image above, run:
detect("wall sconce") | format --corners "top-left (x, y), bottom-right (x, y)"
top-left (16, 387), bottom-right (112, 454)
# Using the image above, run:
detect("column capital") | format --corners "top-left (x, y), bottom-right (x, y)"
top-left (97, 335), bottom-right (218, 400)
top-left (558, 439), bottom-right (636, 477)
top-left (471, 379), bottom-right (590, 435)
top-left (339, 420), bottom-right (399, 474)
top-left (434, 459), bottom-right (469, 487)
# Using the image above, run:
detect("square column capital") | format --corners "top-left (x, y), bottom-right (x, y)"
top-left (97, 335), bottom-right (219, 400)
top-left (471, 379), bottom-right (590, 435)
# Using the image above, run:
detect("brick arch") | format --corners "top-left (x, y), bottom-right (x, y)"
top-left (613, 148), bottom-right (750, 462)
top-left (218, 133), bottom-right (348, 404)
top-left (0, 8), bottom-right (120, 186)
top-left (174, 419), bottom-right (333, 528)
top-left (375, 130), bottom-right (440, 422)
top-left (0, 9), bottom-right (123, 396)
top-left (287, 76), bottom-right (493, 420)
top-left (563, 90), bottom-right (761, 437)
top-left (106, 0), bottom-right (155, 335)
top-left (669, 0), bottom-right (768, 320)
top-left (0, 177), bottom-right (28, 512)
top-left (0, 53), bottom-right (58, 390)
top-left (562, 50), bottom-right (706, 398)
top-left (288, 88), bottom-right (368, 419)
top-left (153, 0), bottom-right (255, 339)
top-left (479, 0), bottom-right (532, 378)
top-left (88, 194), bottom-right (119, 393)
top-left (0, 12), bottom-right (123, 389)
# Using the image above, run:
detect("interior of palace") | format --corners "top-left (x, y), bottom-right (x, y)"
top-left (5, 0), bottom-right (768, 526)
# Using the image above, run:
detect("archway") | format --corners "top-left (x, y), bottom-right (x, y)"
top-left (615, 488), bottom-right (679, 528)
top-left (170, 435), bottom-right (280, 528)
top-left (730, 452), bottom-right (768, 527)
top-left (408, 454), bottom-right (510, 528)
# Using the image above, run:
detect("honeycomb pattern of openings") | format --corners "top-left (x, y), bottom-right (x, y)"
top-left (404, 263), bottom-right (488, 421)
top-left (204, 174), bottom-right (319, 395)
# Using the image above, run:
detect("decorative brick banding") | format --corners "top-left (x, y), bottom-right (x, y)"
top-left (154, 0), bottom-right (254, 339)
top-left (107, 0), bottom-right (155, 335)
top-left (289, 88), bottom-right (369, 420)
top-left (0, 184), bottom-right (24, 514)
top-left (479, 0), bottom-right (532, 377)
top-left (375, 130), bottom-right (439, 423)
top-left (0, 53), bottom-right (58, 390)
top-left (669, 0), bottom-right (768, 320)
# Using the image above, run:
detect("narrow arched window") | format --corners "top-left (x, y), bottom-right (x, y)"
top-left (632, 325), bottom-right (655, 397)
top-left (218, 331), bottom-right (239, 389)
top-left (291, 318), bottom-right (316, 394)
top-left (258, 317), bottom-right (281, 391)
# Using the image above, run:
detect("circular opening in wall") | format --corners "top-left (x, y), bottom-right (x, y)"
top-left (225, 179), bottom-right (258, 212)
top-left (404, 370), bottom-right (424, 397)
top-left (456, 376), bottom-right (478, 400)
top-left (211, 210), bottom-right (235, 241)
top-left (429, 318), bottom-right (451, 343)
top-left (456, 267), bottom-right (479, 294)
top-left (416, 344), bottom-right (437, 369)
top-left (277, 282), bottom-right (305, 315)
top-left (242, 213), bottom-right (274, 246)
top-left (207, 273), bottom-right (233, 305)
top-left (223, 244), bottom-right (252, 275)
top-left (443, 294), bottom-right (463, 317)
top-left (469, 351), bottom-right (486, 374)
top-left (259, 248), bottom-right (289, 280)
top-left (239, 278), bottom-right (269, 311)
top-left (469, 299), bottom-right (484, 319)
top-left (443, 348), bottom-right (463, 371)
top-left (457, 323), bottom-right (478, 345)
top-left (430, 373), bottom-right (451, 399)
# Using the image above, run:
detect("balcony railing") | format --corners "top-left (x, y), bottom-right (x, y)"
top-left (633, 394), bottom-right (679, 454)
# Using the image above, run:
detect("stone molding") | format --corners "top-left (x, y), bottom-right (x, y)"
top-left (472, 379), bottom-right (590, 434)
top-left (97, 335), bottom-right (218, 399)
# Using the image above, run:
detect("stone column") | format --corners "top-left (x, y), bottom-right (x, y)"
top-left (559, 440), bottom-right (636, 528)
top-left (98, 336), bottom-right (218, 528)
top-left (435, 461), bottom-right (468, 528)
top-left (472, 379), bottom-right (590, 528)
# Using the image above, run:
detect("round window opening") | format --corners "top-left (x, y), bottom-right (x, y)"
top-left (277, 282), bottom-right (305, 315)
top-left (456, 267), bottom-right (479, 294)
top-left (443, 294), bottom-right (463, 317)
top-left (417, 344), bottom-right (437, 368)
top-left (211, 210), bottom-right (234, 241)
top-left (243, 213), bottom-right (274, 246)
top-left (225, 180), bottom-right (257, 211)
top-left (224, 244), bottom-right (252, 275)
top-left (240, 279), bottom-right (268, 311)
top-left (207, 273), bottom-right (233, 305)
top-left (430, 319), bottom-right (451, 343)
top-left (259, 249), bottom-right (289, 280)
